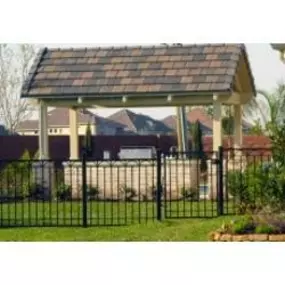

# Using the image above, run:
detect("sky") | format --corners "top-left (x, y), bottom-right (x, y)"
top-left (33, 43), bottom-right (285, 120)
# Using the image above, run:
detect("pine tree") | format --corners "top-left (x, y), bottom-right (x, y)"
top-left (191, 120), bottom-right (203, 155)
top-left (191, 120), bottom-right (207, 172)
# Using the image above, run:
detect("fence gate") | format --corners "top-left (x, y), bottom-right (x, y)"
top-left (160, 149), bottom-right (224, 219)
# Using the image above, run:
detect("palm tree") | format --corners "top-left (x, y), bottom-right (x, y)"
top-left (243, 82), bottom-right (285, 131)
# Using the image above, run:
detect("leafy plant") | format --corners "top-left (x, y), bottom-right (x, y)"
top-left (231, 216), bottom-right (255, 234)
top-left (180, 187), bottom-right (199, 201)
top-left (216, 213), bottom-right (285, 235)
top-left (255, 224), bottom-right (276, 234)
top-left (56, 183), bottom-right (72, 201)
top-left (87, 185), bottom-right (100, 201)
top-left (120, 185), bottom-right (137, 201)
top-left (27, 183), bottom-right (47, 201)
top-left (1, 150), bottom-right (34, 200)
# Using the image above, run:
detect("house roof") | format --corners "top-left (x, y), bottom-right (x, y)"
top-left (162, 107), bottom-right (254, 133)
top-left (16, 108), bottom-right (124, 130)
top-left (187, 108), bottom-right (213, 129)
top-left (161, 108), bottom-right (213, 130)
top-left (21, 44), bottom-right (256, 99)
top-left (108, 109), bottom-right (172, 134)
top-left (162, 113), bottom-right (212, 134)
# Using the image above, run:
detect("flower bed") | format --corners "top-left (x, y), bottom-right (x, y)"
top-left (209, 213), bottom-right (285, 242)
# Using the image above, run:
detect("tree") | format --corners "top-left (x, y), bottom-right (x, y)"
top-left (84, 122), bottom-right (93, 158)
top-left (190, 120), bottom-right (207, 172)
top-left (243, 82), bottom-right (285, 131)
top-left (0, 44), bottom-right (36, 132)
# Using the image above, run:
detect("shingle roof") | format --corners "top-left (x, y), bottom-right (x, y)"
top-left (108, 109), bottom-right (173, 134)
top-left (162, 107), bottom-right (254, 133)
top-left (187, 108), bottom-right (213, 129)
top-left (21, 44), bottom-right (255, 98)
top-left (162, 111), bottom-right (212, 134)
top-left (16, 108), bottom-right (124, 130)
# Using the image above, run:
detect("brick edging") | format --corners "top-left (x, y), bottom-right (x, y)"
top-left (209, 232), bottom-right (285, 242)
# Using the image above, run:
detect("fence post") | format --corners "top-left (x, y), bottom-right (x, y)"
top-left (82, 149), bottom-right (88, 228)
top-left (217, 146), bottom-right (224, 216)
top-left (156, 149), bottom-right (162, 221)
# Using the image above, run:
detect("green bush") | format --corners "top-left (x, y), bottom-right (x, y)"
top-left (255, 224), bottom-right (276, 234)
top-left (120, 185), bottom-right (137, 201)
top-left (180, 187), bottom-right (199, 201)
top-left (87, 185), bottom-right (100, 200)
top-left (231, 216), bottom-right (255, 234)
top-left (56, 183), bottom-right (72, 201)
top-left (227, 162), bottom-right (285, 213)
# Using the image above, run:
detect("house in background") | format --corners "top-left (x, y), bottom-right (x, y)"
top-left (16, 108), bottom-right (127, 136)
top-left (162, 108), bottom-right (213, 136)
top-left (108, 109), bottom-right (173, 135)
top-left (162, 107), bottom-right (253, 136)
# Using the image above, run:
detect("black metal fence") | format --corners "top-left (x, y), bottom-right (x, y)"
top-left (0, 147), bottom-right (273, 227)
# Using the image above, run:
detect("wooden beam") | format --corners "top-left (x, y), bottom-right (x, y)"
top-left (43, 95), bottom-right (215, 108)
top-left (218, 92), bottom-right (240, 105)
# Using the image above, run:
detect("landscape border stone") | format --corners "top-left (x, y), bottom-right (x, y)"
top-left (209, 232), bottom-right (285, 242)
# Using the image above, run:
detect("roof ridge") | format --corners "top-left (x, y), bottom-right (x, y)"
top-left (45, 43), bottom-right (242, 52)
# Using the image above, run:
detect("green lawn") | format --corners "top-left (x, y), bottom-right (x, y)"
top-left (0, 216), bottom-right (235, 241)
top-left (0, 200), bottom-right (238, 241)
top-left (0, 200), bottom-right (236, 227)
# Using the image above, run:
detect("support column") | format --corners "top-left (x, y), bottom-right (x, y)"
top-left (213, 97), bottom-right (222, 153)
top-left (69, 107), bottom-right (79, 160)
top-left (176, 107), bottom-right (183, 152)
top-left (180, 106), bottom-right (189, 153)
top-left (233, 104), bottom-right (242, 149)
top-left (39, 100), bottom-right (49, 159)
top-left (209, 96), bottom-right (223, 200)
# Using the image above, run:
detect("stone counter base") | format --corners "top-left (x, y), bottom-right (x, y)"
top-left (209, 232), bottom-right (285, 242)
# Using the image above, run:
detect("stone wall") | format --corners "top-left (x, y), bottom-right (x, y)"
top-left (63, 155), bottom-right (248, 201)
top-left (63, 159), bottom-right (200, 200)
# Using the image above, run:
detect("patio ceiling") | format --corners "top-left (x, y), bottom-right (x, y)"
top-left (21, 44), bottom-right (256, 108)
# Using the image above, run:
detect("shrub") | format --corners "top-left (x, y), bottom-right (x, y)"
top-left (120, 185), bottom-right (137, 201)
top-left (1, 150), bottom-right (34, 200)
top-left (56, 183), bottom-right (72, 201)
top-left (215, 213), bottom-right (285, 235)
top-left (180, 187), bottom-right (199, 201)
top-left (255, 224), bottom-right (276, 234)
top-left (27, 183), bottom-right (48, 201)
top-left (227, 162), bottom-right (285, 214)
top-left (87, 185), bottom-right (100, 201)
top-left (231, 216), bottom-right (255, 234)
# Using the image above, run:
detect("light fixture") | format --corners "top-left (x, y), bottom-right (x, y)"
top-left (167, 95), bottom-right (172, 102)
top-left (122, 96), bottom-right (127, 103)
top-left (77, 97), bottom-right (83, 104)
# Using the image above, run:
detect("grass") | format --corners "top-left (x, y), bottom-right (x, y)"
top-left (0, 200), bottom-right (238, 241)
top-left (0, 200), bottom-right (236, 227)
top-left (0, 216), bottom-right (236, 241)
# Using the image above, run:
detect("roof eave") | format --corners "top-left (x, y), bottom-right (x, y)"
top-left (21, 89), bottom-right (231, 100)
